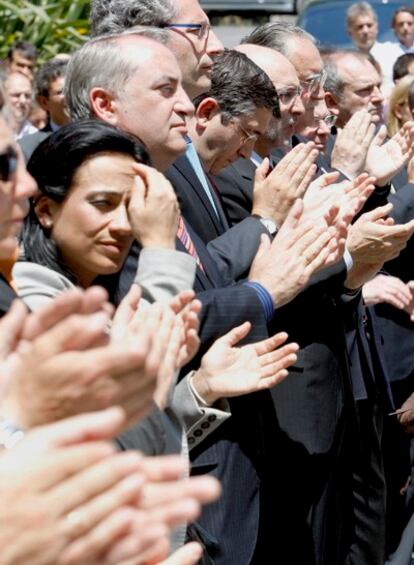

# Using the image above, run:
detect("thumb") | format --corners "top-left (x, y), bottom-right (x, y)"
top-left (363, 202), bottom-right (394, 222)
top-left (371, 125), bottom-right (387, 147)
top-left (319, 171), bottom-right (340, 188)
top-left (220, 321), bottom-right (252, 348)
top-left (281, 198), bottom-right (304, 231)
top-left (254, 157), bottom-right (270, 183)
top-left (160, 542), bottom-right (204, 565)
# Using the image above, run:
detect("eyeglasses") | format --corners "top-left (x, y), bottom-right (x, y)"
top-left (0, 147), bottom-right (17, 182)
top-left (300, 69), bottom-right (327, 95)
top-left (277, 85), bottom-right (303, 106)
top-left (166, 22), bottom-right (211, 40)
top-left (235, 122), bottom-right (259, 145)
top-left (320, 114), bottom-right (337, 127)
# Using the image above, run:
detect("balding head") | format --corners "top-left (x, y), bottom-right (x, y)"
top-left (235, 43), bottom-right (304, 148)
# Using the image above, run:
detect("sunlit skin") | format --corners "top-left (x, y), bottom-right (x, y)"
top-left (189, 102), bottom-right (271, 174)
top-left (36, 153), bottom-right (140, 287)
top-left (327, 54), bottom-right (384, 127)
top-left (0, 114), bottom-right (37, 259)
top-left (393, 10), bottom-right (414, 48)
top-left (92, 36), bottom-right (194, 172)
top-left (236, 44), bottom-right (305, 153)
top-left (4, 73), bottom-right (33, 128)
top-left (348, 14), bottom-right (378, 52)
top-left (166, 0), bottom-right (224, 99)
top-left (9, 51), bottom-right (35, 80)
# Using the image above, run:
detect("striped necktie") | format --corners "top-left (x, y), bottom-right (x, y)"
top-left (177, 216), bottom-right (204, 272)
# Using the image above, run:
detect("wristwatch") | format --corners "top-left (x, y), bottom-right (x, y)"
top-left (252, 214), bottom-right (278, 235)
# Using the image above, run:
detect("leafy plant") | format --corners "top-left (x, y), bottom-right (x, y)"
top-left (0, 0), bottom-right (91, 61)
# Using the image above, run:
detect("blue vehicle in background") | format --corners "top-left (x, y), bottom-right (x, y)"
top-left (297, 0), bottom-right (414, 47)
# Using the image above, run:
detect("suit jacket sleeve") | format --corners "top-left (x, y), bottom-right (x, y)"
top-left (132, 247), bottom-right (196, 302)
top-left (206, 217), bottom-right (268, 281)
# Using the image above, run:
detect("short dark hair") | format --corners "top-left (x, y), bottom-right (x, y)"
top-left (194, 49), bottom-right (280, 121)
top-left (22, 120), bottom-right (150, 289)
top-left (7, 40), bottom-right (38, 62)
top-left (392, 6), bottom-right (414, 28)
top-left (393, 53), bottom-right (414, 82)
top-left (35, 58), bottom-right (68, 98)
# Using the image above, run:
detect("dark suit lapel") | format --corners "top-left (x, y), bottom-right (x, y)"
top-left (232, 157), bottom-right (256, 181)
top-left (172, 155), bottom-right (227, 234)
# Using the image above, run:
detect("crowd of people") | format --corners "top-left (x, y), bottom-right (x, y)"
top-left (1, 0), bottom-right (414, 563)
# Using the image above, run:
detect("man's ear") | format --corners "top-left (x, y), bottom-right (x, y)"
top-left (324, 91), bottom-right (340, 115)
top-left (34, 196), bottom-right (59, 230)
top-left (90, 87), bottom-right (118, 125)
top-left (195, 97), bottom-right (220, 129)
top-left (36, 94), bottom-right (49, 113)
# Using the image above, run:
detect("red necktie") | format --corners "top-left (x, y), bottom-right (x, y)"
top-left (177, 216), bottom-right (204, 272)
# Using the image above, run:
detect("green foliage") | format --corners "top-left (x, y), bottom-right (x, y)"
top-left (0, 0), bottom-right (90, 61)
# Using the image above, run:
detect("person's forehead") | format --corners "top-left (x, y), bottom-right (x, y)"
top-left (266, 59), bottom-right (299, 90)
top-left (287, 38), bottom-right (323, 78)
top-left (6, 74), bottom-right (31, 91)
top-left (339, 55), bottom-right (377, 83)
top-left (12, 51), bottom-right (33, 63)
top-left (122, 37), bottom-right (182, 79)
top-left (354, 14), bottom-right (376, 27)
top-left (173, 0), bottom-right (209, 24)
top-left (395, 11), bottom-right (414, 24)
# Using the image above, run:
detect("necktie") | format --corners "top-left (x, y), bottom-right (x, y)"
top-left (177, 216), bottom-right (204, 272)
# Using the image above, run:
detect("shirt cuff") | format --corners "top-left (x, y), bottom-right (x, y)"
top-left (243, 281), bottom-right (275, 322)
top-left (343, 248), bottom-right (353, 272)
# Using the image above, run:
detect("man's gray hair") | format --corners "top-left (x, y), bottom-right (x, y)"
top-left (241, 21), bottom-right (316, 57)
top-left (346, 2), bottom-right (378, 28)
top-left (90, 0), bottom-right (176, 37)
top-left (321, 48), bottom-right (372, 98)
top-left (65, 28), bottom-right (168, 121)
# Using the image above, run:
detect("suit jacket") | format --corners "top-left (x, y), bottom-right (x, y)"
top-left (165, 154), bottom-right (268, 282)
top-left (117, 227), bottom-right (274, 564)
top-left (213, 154), bottom-right (364, 565)
top-left (19, 131), bottom-right (51, 164)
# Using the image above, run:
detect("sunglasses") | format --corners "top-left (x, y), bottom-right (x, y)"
top-left (0, 147), bottom-right (18, 182)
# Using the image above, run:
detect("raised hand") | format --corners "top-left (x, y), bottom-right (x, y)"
top-left (365, 121), bottom-right (414, 186)
top-left (252, 142), bottom-right (318, 227)
top-left (347, 203), bottom-right (414, 264)
top-left (249, 199), bottom-right (339, 307)
top-left (190, 321), bottom-right (299, 405)
top-left (331, 110), bottom-right (376, 179)
top-left (362, 274), bottom-right (414, 311)
top-left (128, 163), bottom-right (180, 249)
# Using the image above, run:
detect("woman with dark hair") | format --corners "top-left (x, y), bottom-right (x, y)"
top-left (14, 119), bottom-right (196, 310)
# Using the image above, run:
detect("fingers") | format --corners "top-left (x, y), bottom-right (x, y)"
top-left (103, 522), bottom-right (169, 564)
top-left (28, 407), bottom-right (127, 448)
top-left (54, 452), bottom-right (144, 517)
top-left (59, 507), bottom-right (137, 565)
top-left (0, 299), bottom-right (27, 360)
top-left (139, 455), bottom-right (188, 483)
top-left (112, 285), bottom-right (142, 341)
top-left (254, 157), bottom-right (270, 182)
top-left (22, 288), bottom-right (85, 340)
top-left (220, 321), bottom-right (252, 348)
top-left (259, 341), bottom-right (299, 370)
top-left (168, 290), bottom-right (196, 315)
top-left (140, 475), bottom-right (221, 509)
top-left (279, 199), bottom-right (304, 232)
top-left (159, 543), bottom-right (204, 565)
top-left (253, 331), bottom-right (289, 356)
top-left (362, 202), bottom-right (394, 223)
top-left (372, 124), bottom-right (387, 147)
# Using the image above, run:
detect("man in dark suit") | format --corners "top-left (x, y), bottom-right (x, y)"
top-left (64, 29), bottom-right (344, 563)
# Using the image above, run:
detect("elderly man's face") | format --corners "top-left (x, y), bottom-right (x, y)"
top-left (166, 0), bottom-right (224, 98)
top-left (286, 37), bottom-right (326, 105)
top-left (5, 73), bottom-right (32, 127)
top-left (109, 38), bottom-right (195, 171)
top-left (348, 14), bottom-right (378, 51)
top-left (335, 55), bottom-right (383, 127)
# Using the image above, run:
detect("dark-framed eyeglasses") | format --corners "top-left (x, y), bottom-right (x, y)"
top-left (277, 85), bottom-right (303, 106)
top-left (0, 147), bottom-right (18, 182)
top-left (300, 69), bottom-right (327, 95)
top-left (166, 22), bottom-right (211, 40)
